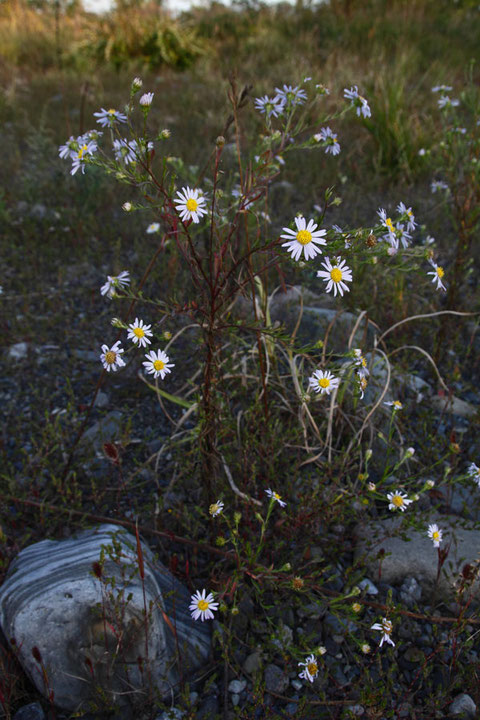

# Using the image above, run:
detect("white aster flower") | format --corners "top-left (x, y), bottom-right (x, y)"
top-left (143, 349), bottom-right (174, 380)
top-left (100, 271), bottom-right (131, 299)
top-left (384, 400), bottom-right (403, 411)
top-left (113, 138), bottom-right (139, 165)
top-left (127, 318), bottom-right (153, 348)
top-left (174, 186), bottom-right (208, 224)
top-left (146, 222), bottom-right (160, 234)
top-left (358, 373), bottom-right (368, 399)
top-left (274, 84), bottom-right (307, 107)
top-left (396, 202), bottom-right (416, 232)
top-left (100, 341), bottom-right (125, 372)
top-left (298, 654), bottom-right (318, 683)
top-left (344, 85), bottom-right (371, 118)
top-left (427, 260), bottom-right (446, 292)
top-left (254, 95), bottom-right (285, 118)
top-left (371, 618), bottom-right (395, 647)
top-left (387, 491), bottom-right (413, 512)
top-left (139, 92), bottom-right (154, 106)
top-left (189, 589), bottom-right (218, 621)
top-left (58, 136), bottom-right (78, 160)
top-left (209, 500), bottom-right (224, 517)
top-left (431, 180), bottom-right (449, 193)
top-left (280, 216), bottom-right (327, 261)
top-left (123, 202), bottom-right (133, 212)
top-left (265, 488), bottom-right (287, 507)
top-left (377, 208), bottom-right (397, 246)
top-left (438, 95), bottom-right (460, 109)
top-left (316, 256), bottom-right (352, 297)
top-left (428, 523), bottom-right (443, 548)
top-left (353, 349), bottom-right (369, 377)
top-left (316, 126), bottom-right (341, 155)
top-left (418, 148), bottom-right (426, 156)
top-left (467, 462), bottom-right (480, 486)
top-left (93, 107), bottom-right (128, 127)
top-left (432, 84), bottom-right (453, 93)
top-left (308, 369), bottom-right (340, 395)
top-left (132, 77), bottom-right (143, 91)
top-left (70, 139), bottom-right (97, 175)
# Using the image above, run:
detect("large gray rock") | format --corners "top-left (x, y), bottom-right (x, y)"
top-left (355, 515), bottom-right (480, 601)
top-left (0, 525), bottom-right (210, 715)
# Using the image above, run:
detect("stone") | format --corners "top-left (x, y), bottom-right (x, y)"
top-left (450, 693), bottom-right (476, 717)
top-left (228, 679), bottom-right (247, 694)
top-left (355, 515), bottom-right (480, 601)
top-left (196, 694), bottom-right (219, 719)
top-left (0, 524), bottom-right (210, 715)
top-left (430, 394), bottom-right (478, 419)
top-left (264, 663), bottom-right (289, 694)
top-left (358, 578), bottom-right (378, 595)
top-left (8, 342), bottom-right (28, 361)
top-left (94, 390), bottom-right (109, 408)
top-left (243, 650), bottom-right (262, 674)
top-left (81, 411), bottom-right (123, 452)
top-left (13, 702), bottom-right (45, 720)
top-left (399, 577), bottom-right (422, 608)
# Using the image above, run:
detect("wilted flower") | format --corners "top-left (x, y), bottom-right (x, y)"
top-left (371, 618), bottom-right (395, 647)
top-left (101, 271), bottom-right (130, 299)
top-left (298, 654), bottom-right (318, 683)
top-left (100, 341), bottom-right (125, 373)
top-left (209, 500), bottom-right (224, 517)
top-left (344, 86), bottom-right (371, 118)
top-left (266, 488), bottom-right (287, 507)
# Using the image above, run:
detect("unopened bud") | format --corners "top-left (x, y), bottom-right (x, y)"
top-left (122, 202), bottom-right (132, 212)
top-left (366, 234), bottom-right (377, 247)
top-left (367, 482), bottom-right (376, 492)
top-left (425, 479), bottom-right (435, 489)
top-left (365, 449), bottom-right (373, 461)
top-left (160, 128), bottom-right (171, 139)
top-left (132, 77), bottom-right (143, 92)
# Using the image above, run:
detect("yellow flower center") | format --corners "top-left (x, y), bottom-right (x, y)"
top-left (296, 230), bottom-right (312, 245)
top-left (108, 108), bottom-right (116, 114)
top-left (319, 377), bottom-right (330, 388)
top-left (433, 531), bottom-right (440, 541)
top-left (77, 144), bottom-right (88, 159)
top-left (186, 198), bottom-right (198, 212)
top-left (153, 359), bottom-right (165, 371)
top-left (393, 400), bottom-right (402, 409)
top-left (385, 218), bottom-right (394, 233)
top-left (407, 209), bottom-right (413, 217)
top-left (274, 492), bottom-right (282, 501)
top-left (436, 266), bottom-right (444, 278)
top-left (307, 662), bottom-right (318, 676)
top-left (330, 268), bottom-right (342, 283)
top-left (392, 494), bottom-right (404, 508)
top-left (133, 327), bottom-right (145, 338)
top-left (360, 377), bottom-right (368, 390)
top-left (210, 503), bottom-right (220, 515)
top-left (382, 620), bottom-right (393, 634)
top-left (197, 599), bottom-right (209, 611)
top-left (105, 351), bottom-right (116, 365)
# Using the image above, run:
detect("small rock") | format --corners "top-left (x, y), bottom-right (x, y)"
top-left (231, 693), bottom-right (240, 707)
top-left (399, 577), bottom-right (422, 608)
top-left (94, 390), bottom-right (109, 408)
top-left (347, 705), bottom-right (365, 717)
top-left (291, 679), bottom-right (302, 690)
top-left (430, 394), bottom-right (477, 419)
top-left (13, 703), bottom-right (45, 720)
top-left (228, 679), bottom-right (247, 694)
top-left (358, 578), bottom-right (378, 595)
top-left (450, 693), bottom-right (476, 718)
top-left (243, 650), bottom-right (262, 674)
top-left (82, 410), bottom-right (123, 452)
top-left (264, 663), bottom-right (289, 694)
top-left (157, 709), bottom-right (185, 720)
top-left (8, 342), bottom-right (28, 361)
top-left (196, 695), bottom-right (219, 719)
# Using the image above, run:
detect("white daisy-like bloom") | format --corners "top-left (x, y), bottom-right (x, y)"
top-left (427, 261), bottom-right (446, 292)
top-left (174, 186), bottom-right (208, 224)
top-left (58, 136), bottom-right (77, 160)
top-left (100, 271), bottom-right (131, 299)
top-left (438, 95), bottom-right (460, 109)
top-left (70, 139), bottom-right (97, 175)
top-left (298, 654), bottom-right (318, 683)
top-left (139, 92), bottom-right (154, 106)
top-left (432, 84), bottom-right (453, 93)
top-left (189, 589), bottom-right (218, 622)
top-left (146, 222), bottom-right (160, 234)
top-left (418, 148), bottom-right (426, 156)
top-left (254, 95), bottom-right (285, 118)
top-left (431, 180), bottom-right (449, 194)
top-left (127, 318), bottom-right (153, 348)
top-left (308, 369), bottom-right (340, 396)
top-left (100, 341), bottom-right (125, 373)
top-left (209, 500), bottom-right (224, 517)
top-left (387, 491), bottom-right (413, 512)
top-left (93, 107), bottom-right (128, 127)
top-left (395, 223), bottom-right (412, 249)
top-left (143, 349), bottom-right (174, 380)
top-left (113, 138), bottom-right (138, 165)
top-left (371, 618), bottom-right (395, 647)
top-left (353, 349), bottom-right (369, 377)
top-left (265, 488), bottom-right (287, 507)
top-left (428, 523), bottom-right (443, 548)
top-left (467, 462), bottom-right (480, 486)
top-left (343, 86), bottom-right (371, 118)
top-left (274, 84), bottom-right (307, 107)
top-left (315, 126), bottom-right (341, 155)
top-left (358, 373), bottom-right (368, 399)
top-left (384, 400), bottom-right (403, 410)
top-left (316, 257), bottom-right (352, 297)
top-left (396, 202), bottom-right (416, 232)
top-left (377, 208), bottom-right (397, 246)
top-left (280, 216), bottom-right (327, 261)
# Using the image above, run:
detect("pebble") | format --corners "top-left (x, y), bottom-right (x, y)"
top-left (8, 342), bottom-right (28, 361)
top-left (228, 679), bottom-right (247, 694)
top-left (450, 693), bottom-right (477, 717)
top-left (13, 704), bottom-right (45, 720)
top-left (243, 650), bottom-right (262, 674)
top-left (264, 663), bottom-right (289, 694)
top-left (358, 577), bottom-right (379, 595)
